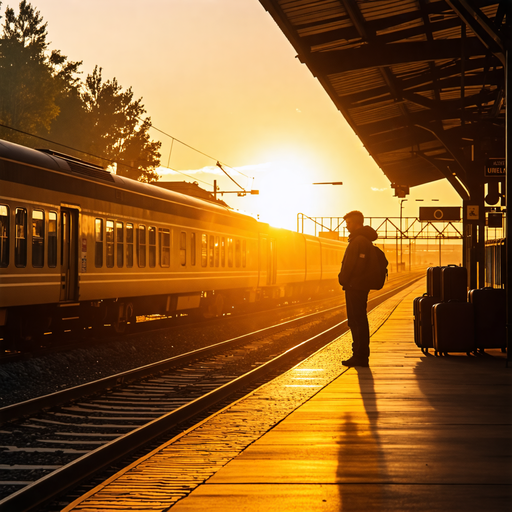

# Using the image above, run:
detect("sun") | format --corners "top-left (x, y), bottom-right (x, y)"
top-left (253, 156), bottom-right (318, 231)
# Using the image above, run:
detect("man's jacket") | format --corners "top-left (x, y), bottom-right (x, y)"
top-left (338, 225), bottom-right (378, 290)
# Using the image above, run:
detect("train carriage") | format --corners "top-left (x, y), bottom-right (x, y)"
top-left (0, 139), bottom-right (346, 348)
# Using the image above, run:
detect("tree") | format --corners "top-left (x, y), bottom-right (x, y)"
top-left (75, 66), bottom-right (161, 182)
top-left (0, 1), bottom-right (81, 144)
top-left (0, 2), bottom-right (161, 182)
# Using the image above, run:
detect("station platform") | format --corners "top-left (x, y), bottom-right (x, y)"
top-left (64, 282), bottom-right (512, 512)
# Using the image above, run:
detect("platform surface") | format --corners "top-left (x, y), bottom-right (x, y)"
top-left (65, 283), bottom-right (512, 511)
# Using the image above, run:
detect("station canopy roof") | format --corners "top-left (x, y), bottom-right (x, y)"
top-left (259, 0), bottom-right (509, 200)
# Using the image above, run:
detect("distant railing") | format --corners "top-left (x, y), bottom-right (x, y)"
top-left (297, 214), bottom-right (463, 240)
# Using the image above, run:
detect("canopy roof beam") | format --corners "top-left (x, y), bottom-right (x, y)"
top-left (445, 0), bottom-right (505, 65)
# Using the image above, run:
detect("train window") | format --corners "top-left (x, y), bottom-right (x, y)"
top-left (209, 235), bottom-right (214, 267)
top-left (116, 222), bottom-right (123, 267)
top-left (190, 233), bottom-right (196, 266)
top-left (32, 210), bottom-right (45, 268)
top-left (180, 232), bottom-right (186, 266)
top-left (15, 208), bottom-right (27, 267)
top-left (48, 212), bottom-right (57, 267)
top-left (201, 234), bottom-right (207, 267)
top-left (95, 218), bottom-right (103, 267)
top-left (148, 227), bottom-right (156, 268)
top-left (160, 229), bottom-right (170, 267)
top-left (227, 237), bottom-right (233, 268)
top-left (0, 205), bottom-right (9, 268)
top-left (235, 239), bottom-right (241, 268)
top-left (106, 220), bottom-right (114, 268)
top-left (221, 237), bottom-right (225, 267)
top-left (138, 225), bottom-right (146, 267)
top-left (126, 223), bottom-right (134, 267)
top-left (242, 239), bottom-right (247, 267)
top-left (214, 236), bottom-right (219, 267)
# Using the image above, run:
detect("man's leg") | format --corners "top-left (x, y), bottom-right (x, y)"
top-left (345, 288), bottom-right (370, 364)
top-left (353, 288), bottom-right (370, 361)
top-left (345, 289), bottom-right (360, 354)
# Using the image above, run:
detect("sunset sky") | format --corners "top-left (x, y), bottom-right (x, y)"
top-left (8, 0), bottom-right (461, 231)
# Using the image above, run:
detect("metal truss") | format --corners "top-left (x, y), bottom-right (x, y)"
top-left (297, 214), bottom-right (463, 240)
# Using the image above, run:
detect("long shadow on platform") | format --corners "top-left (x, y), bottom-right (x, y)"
top-left (335, 367), bottom-right (390, 511)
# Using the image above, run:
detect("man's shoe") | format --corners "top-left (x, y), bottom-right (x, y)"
top-left (342, 357), bottom-right (369, 367)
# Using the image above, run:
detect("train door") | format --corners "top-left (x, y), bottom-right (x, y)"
top-left (267, 238), bottom-right (277, 285)
top-left (258, 235), bottom-right (267, 287)
top-left (60, 207), bottom-right (79, 302)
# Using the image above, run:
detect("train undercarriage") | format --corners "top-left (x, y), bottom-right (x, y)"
top-left (1, 279), bottom-right (340, 351)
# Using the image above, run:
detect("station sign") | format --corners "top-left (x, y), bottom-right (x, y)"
top-left (419, 206), bottom-right (461, 222)
top-left (466, 205), bottom-right (479, 221)
top-left (487, 212), bottom-right (503, 228)
top-left (485, 158), bottom-right (506, 177)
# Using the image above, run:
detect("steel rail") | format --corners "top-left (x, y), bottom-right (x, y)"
top-left (0, 276), bottom-right (421, 512)
top-left (0, 299), bottom-right (343, 424)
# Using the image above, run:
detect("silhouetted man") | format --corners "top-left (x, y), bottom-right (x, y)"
top-left (338, 210), bottom-right (378, 367)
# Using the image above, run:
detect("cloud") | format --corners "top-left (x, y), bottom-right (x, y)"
top-left (158, 164), bottom-right (216, 176)
top-left (371, 187), bottom-right (388, 192)
top-left (157, 161), bottom-right (275, 180)
top-left (231, 161), bottom-right (274, 174)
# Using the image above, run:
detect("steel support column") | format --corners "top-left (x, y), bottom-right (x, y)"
top-left (506, 41), bottom-right (511, 364)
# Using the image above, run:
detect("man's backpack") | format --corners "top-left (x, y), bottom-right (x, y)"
top-left (366, 245), bottom-right (388, 290)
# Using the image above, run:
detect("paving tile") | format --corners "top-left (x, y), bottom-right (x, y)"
top-left (170, 484), bottom-right (512, 512)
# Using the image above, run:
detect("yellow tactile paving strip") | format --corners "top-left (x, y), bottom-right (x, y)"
top-left (64, 283), bottom-right (512, 511)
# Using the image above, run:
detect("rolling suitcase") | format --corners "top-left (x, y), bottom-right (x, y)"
top-left (417, 295), bottom-right (441, 353)
top-left (468, 287), bottom-right (506, 351)
top-left (426, 266), bottom-right (442, 297)
top-left (440, 265), bottom-right (467, 302)
top-left (413, 295), bottom-right (425, 348)
top-left (432, 301), bottom-right (475, 356)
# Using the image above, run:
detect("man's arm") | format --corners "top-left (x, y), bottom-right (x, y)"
top-left (338, 240), bottom-right (358, 286)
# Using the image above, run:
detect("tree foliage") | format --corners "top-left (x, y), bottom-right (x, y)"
top-left (0, 1), bottom-right (161, 181)
top-left (79, 67), bottom-right (161, 181)
top-left (0, 1), bottom-right (80, 142)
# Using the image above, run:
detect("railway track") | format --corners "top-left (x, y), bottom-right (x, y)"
top-left (0, 273), bottom-right (422, 511)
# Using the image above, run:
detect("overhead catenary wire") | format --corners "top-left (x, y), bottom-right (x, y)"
top-left (0, 123), bottom-right (214, 188)
top-left (143, 118), bottom-right (254, 182)
top-left (0, 123), bottom-right (115, 165)
top-left (216, 161), bottom-right (244, 190)
top-left (161, 166), bottom-right (212, 188)
top-left (1, 121), bottom-right (254, 193)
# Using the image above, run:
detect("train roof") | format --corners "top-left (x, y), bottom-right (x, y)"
top-left (0, 139), bottom-right (260, 229)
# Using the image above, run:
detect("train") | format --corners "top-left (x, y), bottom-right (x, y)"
top-left (0, 138), bottom-right (347, 349)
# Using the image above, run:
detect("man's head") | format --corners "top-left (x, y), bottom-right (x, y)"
top-left (343, 210), bottom-right (364, 234)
